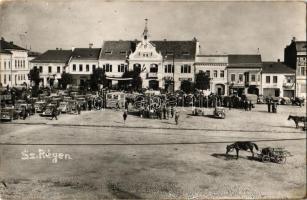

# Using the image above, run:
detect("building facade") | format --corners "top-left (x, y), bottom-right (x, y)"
top-left (227, 55), bottom-right (262, 96)
top-left (194, 55), bottom-right (228, 95)
top-left (99, 21), bottom-right (199, 91)
top-left (0, 37), bottom-right (29, 87)
top-left (66, 48), bottom-right (100, 86)
top-left (284, 38), bottom-right (306, 98)
top-left (30, 49), bottom-right (72, 87)
top-left (261, 61), bottom-right (295, 98)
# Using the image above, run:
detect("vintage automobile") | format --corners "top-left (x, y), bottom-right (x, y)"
top-left (34, 101), bottom-right (47, 113)
top-left (213, 107), bottom-right (226, 119)
top-left (15, 102), bottom-right (34, 116)
top-left (106, 92), bottom-right (125, 109)
top-left (40, 104), bottom-right (60, 117)
top-left (280, 97), bottom-right (292, 105)
top-left (0, 107), bottom-right (19, 121)
top-left (58, 101), bottom-right (72, 113)
top-left (76, 97), bottom-right (87, 110)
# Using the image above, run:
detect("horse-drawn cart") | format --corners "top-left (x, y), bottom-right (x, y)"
top-left (258, 147), bottom-right (291, 164)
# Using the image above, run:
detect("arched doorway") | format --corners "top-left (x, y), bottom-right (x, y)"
top-left (215, 84), bottom-right (225, 95)
top-left (149, 64), bottom-right (158, 73)
top-left (149, 80), bottom-right (159, 90)
top-left (247, 86), bottom-right (259, 95)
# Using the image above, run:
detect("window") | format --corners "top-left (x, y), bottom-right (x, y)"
top-left (180, 64), bottom-right (191, 73)
top-left (79, 64), bottom-right (83, 71)
top-left (48, 66), bottom-right (52, 73)
top-left (23, 60), bottom-right (25, 68)
top-left (273, 76), bottom-right (278, 83)
top-left (266, 76), bottom-right (270, 83)
top-left (8, 61), bottom-right (10, 68)
top-left (62, 66), bottom-right (65, 72)
top-left (73, 64), bottom-right (76, 71)
top-left (206, 70), bottom-right (210, 77)
top-left (105, 51), bottom-right (112, 54)
top-left (8, 75), bottom-right (11, 81)
top-left (150, 64), bottom-right (158, 73)
top-left (57, 66), bottom-right (61, 73)
top-left (104, 64), bottom-right (112, 72)
top-left (4, 75), bottom-right (6, 84)
top-left (220, 70), bottom-right (224, 78)
top-left (86, 64), bottom-right (89, 72)
top-left (120, 51), bottom-right (126, 55)
top-left (213, 70), bottom-right (217, 78)
top-left (15, 60), bottom-right (17, 68)
top-left (238, 74), bottom-right (243, 82)
top-left (39, 66), bottom-right (43, 73)
top-left (92, 65), bottom-right (96, 71)
top-left (251, 74), bottom-right (256, 82)
top-left (4, 61), bottom-right (6, 69)
top-left (118, 64), bottom-right (127, 72)
top-left (231, 74), bottom-right (235, 82)
top-left (164, 64), bottom-right (174, 73)
top-left (301, 67), bottom-right (306, 76)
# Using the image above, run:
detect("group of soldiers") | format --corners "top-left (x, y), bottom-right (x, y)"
top-left (137, 104), bottom-right (180, 125)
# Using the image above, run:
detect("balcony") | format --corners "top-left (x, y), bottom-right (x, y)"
top-left (147, 73), bottom-right (158, 79)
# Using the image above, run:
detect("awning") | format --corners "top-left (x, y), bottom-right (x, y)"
top-left (106, 77), bottom-right (133, 81)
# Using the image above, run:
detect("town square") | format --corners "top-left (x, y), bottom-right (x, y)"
top-left (0, 1), bottom-right (306, 199)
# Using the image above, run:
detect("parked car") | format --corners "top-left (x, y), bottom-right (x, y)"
top-left (40, 104), bottom-right (60, 117)
top-left (76, 97), bottom-right (87, 110)
top-left (257, 95), bottom-right (265, 104)
top-left (34, 101), bottom-right (47, 113)
top-left (0, 107), bottom-right (19, 121)
top-left (280, 97), bottom-right (292, 105)
top-left (58, 101), bottom-right (72, 113)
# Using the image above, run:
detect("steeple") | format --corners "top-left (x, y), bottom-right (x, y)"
top-left (142, 18), bottom-right (149, 40)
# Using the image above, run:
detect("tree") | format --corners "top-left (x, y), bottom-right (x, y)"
top-left (90, 68), bottom-right (106, 91)
top-left (195, 71), bottom-right (210, 90)
top-left (61, 72), bottom-right (73, 89)
top-left (180, 80), bottom-right (194, 93)
top-left (28, 67), bottom-right (40, 87)
top-left (28, 67), bottom-right (40, 97)
top-left (122, 70), bottom-right (142, 91)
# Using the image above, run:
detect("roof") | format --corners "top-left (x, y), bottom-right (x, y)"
top-left (31, 50), bottom-right (72, 63)
top-left (228, 54), bottom-right (262, 68)
top-left (99, 40), bottom-right (197, 60)
top-left (262, 62), bottom-right (295, 74)
top-left (0, 49), bottom-right (12, 54)
top-left (100, 41), bottom-right (135, 60)
top-left (71, 48), bottom-right (101, 60)
top-left (28, 51), bottom-right (41, 57)
top-left (152, 40), bottom-right (196, 60)
top-left (295, 41), bottom-right (307, 52)
top-left (0, 38), bottom-right (27, 51)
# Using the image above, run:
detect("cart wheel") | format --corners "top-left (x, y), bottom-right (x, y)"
top-left (262, 155), bottom-right (270, 162)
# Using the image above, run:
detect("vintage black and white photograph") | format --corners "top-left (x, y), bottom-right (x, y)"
top-left (0, 0), bottom-right (306, 199)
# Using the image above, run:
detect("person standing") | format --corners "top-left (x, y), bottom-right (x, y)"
top-left (244, 100), bottom-right (248, 111)
top-left (163, 105), bottom-right (166, 119)
top-left (175, 111), bottom-right (180, 125)
top-left (22, 106), bottom-right (27, 120)
top-left (170, 106), bottom-right (174, 118)
top-left (248, 100), bottom-right (252, 111)
top-left (123, 109), bottom-right (128, 124)
top-left (77, 103), bottom-right (81, 115)
top-left (267, 99), bottom-right (271, 113)
top-left (51, 106), bottom-right (58, 120)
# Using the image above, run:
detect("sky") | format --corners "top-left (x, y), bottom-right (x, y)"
top-left (0, 0), bottom-right (305, 61)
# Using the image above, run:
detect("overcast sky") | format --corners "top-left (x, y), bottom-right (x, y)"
top-left (0, 1), bottom-right (305, 61)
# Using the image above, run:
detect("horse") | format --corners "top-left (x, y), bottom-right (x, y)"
top-left (288, 115), bottom-right (306, 128)
top-left (226, 141), bottom-right (259, 159)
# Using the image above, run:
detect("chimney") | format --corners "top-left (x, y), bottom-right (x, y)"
top-left (277, 59), bottom-right (280, 62)
top-left (89, 43), bottom-right (93, 48)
